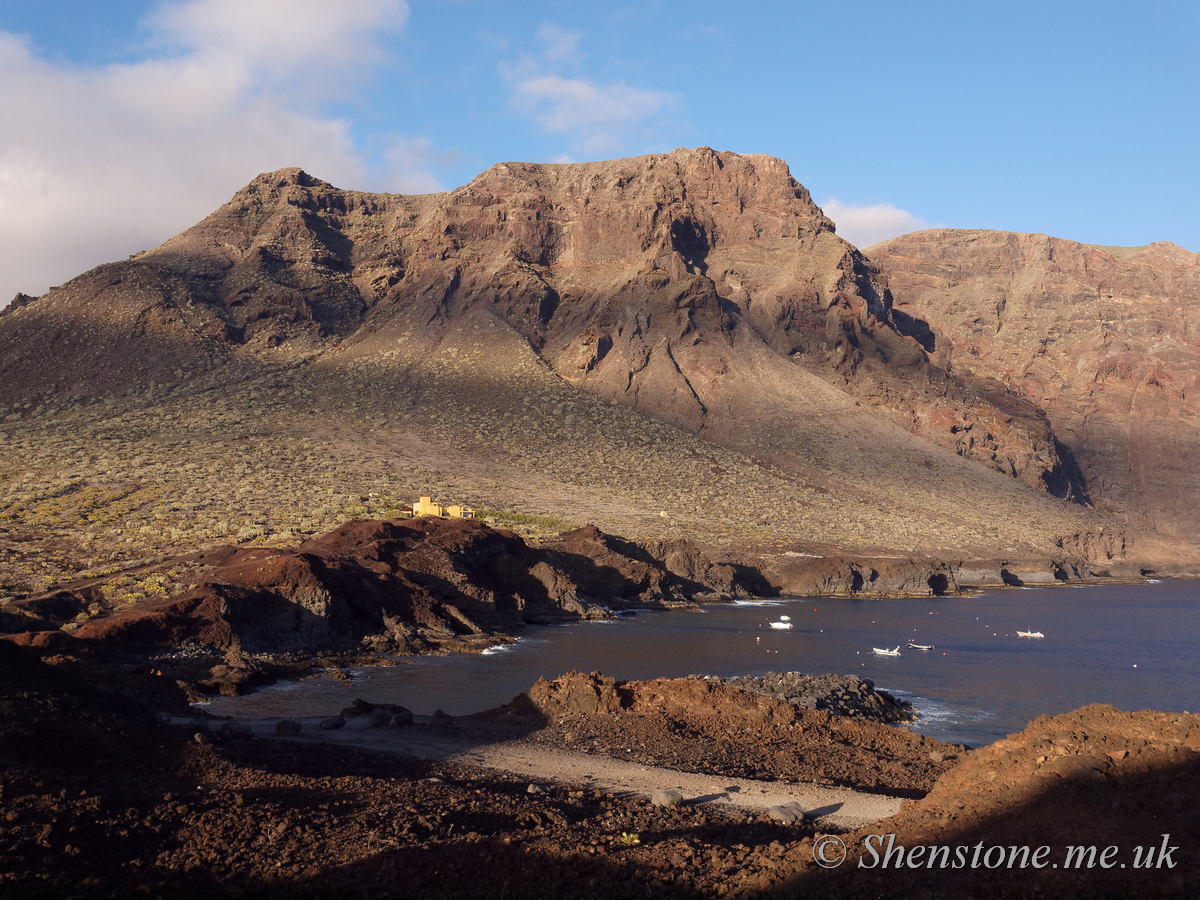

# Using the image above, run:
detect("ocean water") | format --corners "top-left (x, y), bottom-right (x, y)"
top-left (202, 580), bottom-right (1200, 746)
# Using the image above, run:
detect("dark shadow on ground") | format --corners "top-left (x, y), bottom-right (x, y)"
top-left (781, 752), bottom-right (1199, 899)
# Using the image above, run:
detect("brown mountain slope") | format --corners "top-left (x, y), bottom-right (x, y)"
top-left (0, 151), bottom-right (1178, 604)
top-left (868, 229), bottom-right (1200, 546)
top-left (2, 150), bottom-right (1078, 496)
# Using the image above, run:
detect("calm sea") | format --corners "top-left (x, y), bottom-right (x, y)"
top-left (202, 580), bottom-right (1199, 746)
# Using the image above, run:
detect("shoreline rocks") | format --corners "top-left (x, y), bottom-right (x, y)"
top-left (689, 671), bottom-right (915, 724)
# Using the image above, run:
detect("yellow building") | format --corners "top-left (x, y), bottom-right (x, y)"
top-left (413, 497), bottom-right (475, 519)
top-left (413, 496), bottom-right (442, 517)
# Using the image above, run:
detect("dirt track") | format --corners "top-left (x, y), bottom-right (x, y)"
top-left (231, 715), bottom-right (906, 831)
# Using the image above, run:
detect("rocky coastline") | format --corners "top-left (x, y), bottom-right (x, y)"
top-left (688, 672), bottom-right (915, 724)
top-left (1, 145), bottom-right (1198, 898)
top-left (0, 510), bottom-right (1192, 900)
top-left (0, 515), bottom-right (1175, 703)
top-left (0, 509), bottom-right (1193, 899)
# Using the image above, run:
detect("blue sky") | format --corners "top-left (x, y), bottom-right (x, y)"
top-left (1, 0), bottom-right (1197, 303)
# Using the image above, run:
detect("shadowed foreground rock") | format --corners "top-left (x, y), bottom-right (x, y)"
top-left (784, 703), bottom-right (1200, 898)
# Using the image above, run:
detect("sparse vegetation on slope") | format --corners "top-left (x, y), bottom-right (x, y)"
top-left (0, 340), bottom-right (1123, 604)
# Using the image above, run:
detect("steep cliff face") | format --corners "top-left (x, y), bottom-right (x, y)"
top-left (869, 230), bottom-right (1200, 541)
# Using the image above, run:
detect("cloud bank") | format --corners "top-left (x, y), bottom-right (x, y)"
top-left (820, 198), bottom-right (932, 250)
top-left (505, 24), bottom-right (677, 159)
top-left (0, 0), bottom-right (430, 302)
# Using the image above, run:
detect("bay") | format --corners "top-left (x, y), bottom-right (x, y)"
top-left (203, 579), bottom-right (1199, 746)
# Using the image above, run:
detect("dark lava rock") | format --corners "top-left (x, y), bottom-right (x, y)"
top-left (690, 671), bottom-right (915, 723)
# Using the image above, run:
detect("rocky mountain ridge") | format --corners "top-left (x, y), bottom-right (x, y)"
top-left (1, 150), bottom-right (1197, 900)
top-left (1, 151), bottom-right (1079, 491)
top-left (869, 229), bottom-right (1200, 546)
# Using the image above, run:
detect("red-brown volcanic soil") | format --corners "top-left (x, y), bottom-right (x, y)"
top-left (3, 642), bottom-right (1197, 899)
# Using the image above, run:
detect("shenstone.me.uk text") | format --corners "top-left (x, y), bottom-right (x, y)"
top-left (857, 834), bottom-right (1178, 870)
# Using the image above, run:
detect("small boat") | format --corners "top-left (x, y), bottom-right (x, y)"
top-left (907, 642), bottom-right (933, 650)
top-left (779, 615), bottom-right (791, 621)
top-left (1017, 630), bottom-right (1044, 638)
top-left (872, 646), bottom-right (901, 657)
top-left (769, 620), bottom-right (793, 629)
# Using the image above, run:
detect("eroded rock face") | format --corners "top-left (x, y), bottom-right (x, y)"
top-left (869, 230), bottom-right (1200, 543)
top-left (527, 670), bottom-right (625, 717)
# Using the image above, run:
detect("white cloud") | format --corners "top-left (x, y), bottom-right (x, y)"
top-left (510, 74), bottom-right (675, 158)
top-left (381, 136), bottom-right (453, 195)
top-left (820, 198), bottom-right (932, 250)
top-left (535, 23), bottom-right (581, 62)
top-left (0, 0), bottom-right (437, 303)
top-left (505, 26), bottom-right (676, 159)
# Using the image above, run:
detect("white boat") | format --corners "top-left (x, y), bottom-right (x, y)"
top-left (769, 620), bottom-right (793, 629)
top-left (1017, 630), bottom-right (1044, 638)
top-left (907, 642), bottom-right (933, 650)
top-left (872, 646), bottom-right (901, 657)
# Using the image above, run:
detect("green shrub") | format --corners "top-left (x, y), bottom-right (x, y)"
top-left (474, 508), bottom-right (576, 532)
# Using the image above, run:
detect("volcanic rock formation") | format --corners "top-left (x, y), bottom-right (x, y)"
top-left (869, 230), bottom-right (1200, 548)
top-left (24, 516), bottom-right (760, 692)
top-left (798, 703), bottom-right (1200, 898)
top-left (0, 149), bottom-right (1180, 597)
top-left (3, 150), bottom-right (1074, 493)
